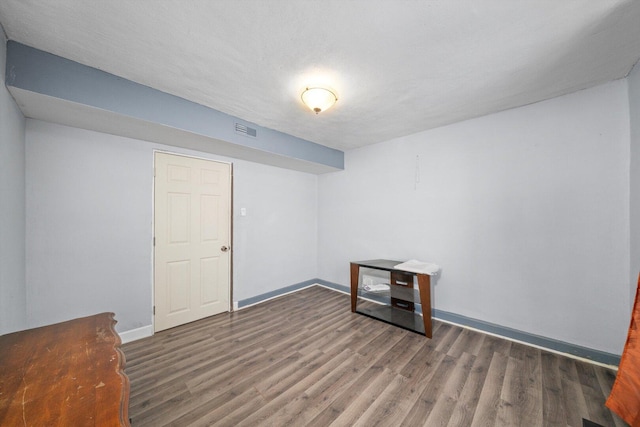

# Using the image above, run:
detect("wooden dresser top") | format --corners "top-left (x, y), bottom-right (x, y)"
top-left (0, 312), bottom-right (130, 426)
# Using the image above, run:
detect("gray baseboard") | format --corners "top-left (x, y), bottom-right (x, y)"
top-left (237, 279), bottom-right (319, 308)
top-left (239, 279), bottom-right (621, 366)
top-left (432, 309), bottom-right (620, 366)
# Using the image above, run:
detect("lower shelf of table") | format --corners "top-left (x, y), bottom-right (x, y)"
top-left (355, 301), bottom-right (425, 335)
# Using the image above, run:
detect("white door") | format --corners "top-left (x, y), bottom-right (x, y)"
top-left (154, 152), bottom-right (231, 332)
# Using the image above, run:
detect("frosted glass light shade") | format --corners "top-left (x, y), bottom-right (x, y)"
top-left (301, 87), bottom-right (337, 114)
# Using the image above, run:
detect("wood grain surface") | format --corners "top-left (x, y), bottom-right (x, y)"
top-left (0, 312), bottom-right (130, 426)
top-left (123, 286), bottom-right (623, 426)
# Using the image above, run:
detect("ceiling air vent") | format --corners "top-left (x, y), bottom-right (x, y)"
top-left (235, 123), bottom-right (257, 138)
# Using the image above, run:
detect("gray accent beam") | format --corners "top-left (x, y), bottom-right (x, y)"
top-left (5, 41), bottom-right (344, 173)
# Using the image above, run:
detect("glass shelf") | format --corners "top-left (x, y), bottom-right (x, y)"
top-left (351, 259), bottom-right (432, 338)
top-left (357, 284), bottom-right (420, 304)
top-left (356, 300), bottom-right (426, 334)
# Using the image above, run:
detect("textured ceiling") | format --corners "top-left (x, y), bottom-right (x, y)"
top-left (1, 1), bottom-right (640, 151)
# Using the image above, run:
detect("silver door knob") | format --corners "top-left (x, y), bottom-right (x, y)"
top-left (221, 246), bottom-right (230, 252)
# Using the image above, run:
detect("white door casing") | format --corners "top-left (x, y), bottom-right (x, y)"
top-left (154, 152), bottom-right (231, 332)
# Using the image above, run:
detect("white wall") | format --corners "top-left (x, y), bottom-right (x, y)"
top-left (0, 31), bottom-right (27, 334)
top-left (233, 161), bottom-right (317, 301)
top-left (25, 120), bottom-right (317, 333)
top-left (318, 80), bottom-right (631, 355)
top-left (629, 60), bottom-right (640, 304)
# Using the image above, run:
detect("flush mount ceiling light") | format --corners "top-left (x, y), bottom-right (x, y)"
top-left (301, 87), bottom-right (338, 114)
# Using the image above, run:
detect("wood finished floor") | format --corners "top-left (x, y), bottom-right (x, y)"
top-left (122, 286), bottom-right (624, 427)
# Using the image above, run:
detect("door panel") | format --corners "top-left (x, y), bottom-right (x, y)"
top-left (200, 195), bottom-right (218, 241)
top-left (168, 193), bottom-right (190, 243)
top-left (167, 260), bottom-right (190, 313)
top-left (154, 152), bottom-right (231, 332)
top-left (200, 257), bottom-right (219, 304)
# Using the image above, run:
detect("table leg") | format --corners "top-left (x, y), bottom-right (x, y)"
top-left (350, 263), bottom-right (359, 312)
top-left (417, 273), bottom-right (432, 338)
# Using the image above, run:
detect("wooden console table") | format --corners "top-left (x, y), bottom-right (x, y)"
top-left (0, 313), bottom-right (130, 426)
top-left (351, 259), bottom-right (432, 338)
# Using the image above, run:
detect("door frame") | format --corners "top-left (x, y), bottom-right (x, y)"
top-left (151, 150), bottom-right (234, 332)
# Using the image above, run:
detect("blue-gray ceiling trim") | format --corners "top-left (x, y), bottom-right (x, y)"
top-left (5, 41), bottom-right (344, 172)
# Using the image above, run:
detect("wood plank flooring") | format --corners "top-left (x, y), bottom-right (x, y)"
top-left (122, 286), bottom-right (624, 426)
